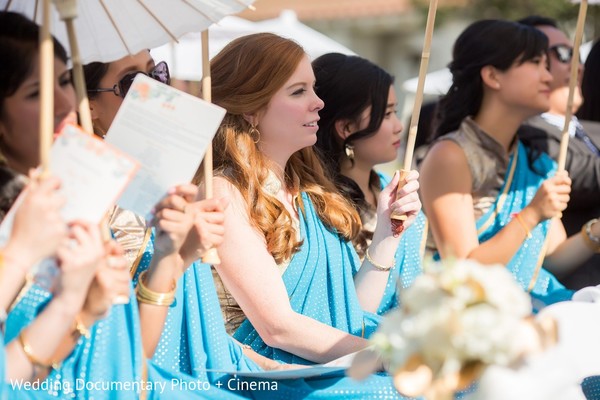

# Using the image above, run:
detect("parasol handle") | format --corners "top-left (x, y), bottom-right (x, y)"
top-left (402, 0), bottom-right (439, 172)
top-left (200, 29), bottom-right (221, 265)
top-left (390, 170), bottom-right (409, 221)
top-left (392, 0), bottom-right (439, 221)
top-left (39, 0), bottom-right (54, 173)
top-left (54, 0), bottom-right (94, 134)
top-left (64, 18), bottom-right (94, 134)
top-left (536, 0), bottom-right (589, 293)
top-left (557, 0), bottom-right (587, 171)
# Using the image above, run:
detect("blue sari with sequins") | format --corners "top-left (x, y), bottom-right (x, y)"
top-left (137, 238), bottom-right (407, 399)
top-left (376, 172), bottom-right (426, 315)
top-left (473, 141), bottom-right (573, 308)
top-left (3, 236), bottom-right (244, 399)
top-left (583, 376), bottom-right (600, 400)
top-left (234, 193), bottom-right (389, 364)
top-left (132, 238), bottom-right (261, 390)
top-left (4, 284), bottom-right (245, 399)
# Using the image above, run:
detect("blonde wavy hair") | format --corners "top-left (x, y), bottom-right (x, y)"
top-left (203, 33), bottom-right (361, 264)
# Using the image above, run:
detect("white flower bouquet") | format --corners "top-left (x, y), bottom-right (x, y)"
top-left (360, 259), bottom-right (556, 400)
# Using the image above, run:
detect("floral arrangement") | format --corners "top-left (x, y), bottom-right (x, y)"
top-left (365, 259), bottom-right (547, 399)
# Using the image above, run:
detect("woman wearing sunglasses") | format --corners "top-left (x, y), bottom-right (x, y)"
top-left (85, 52), bottom-right (170, 137)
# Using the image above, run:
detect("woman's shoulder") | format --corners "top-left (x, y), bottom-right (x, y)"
top-left (211, 176), bottom-right (249, 217)
top-left (420, 139), bottom-right (473, 193)
top-left (421, 139), bottom-right (469, 173)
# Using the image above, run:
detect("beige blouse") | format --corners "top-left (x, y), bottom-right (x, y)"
top-left (109, 206), bottom-right (148, 270)
top-left (213, 172), bottom-right (299, 335)
top-left (425, 117), bottom-right (514, 256)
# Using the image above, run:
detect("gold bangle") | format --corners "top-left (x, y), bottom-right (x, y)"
top-left (18, 331), bottom-right (61, 370)
top-left (72, 315), bottom-right (91, 339)
top-left (135, 271), bottom-right (176, 306)
top-left (364, 248), bottom-right (393, 271)
top-left (581, 219), bottom-right (600, 253)
top-left (513, 213), bottom-right (532, 239)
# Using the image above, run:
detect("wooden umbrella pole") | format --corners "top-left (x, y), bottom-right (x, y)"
top-left (54, 0), bottom-right (113, 241)
top-left (391, 0), bottom-right (439, 221)
top-left (39, 0), bottom-right (54, 174)
top-left (65, 18), bottom-right (94, 134)
top-left (557, 0), bottom-right (588, 171)
top-left (534, 0), bottom-right (589, 288)
top-left (54, 0), bottom-right (93, 133)
top-left (200, 29), bottom-right (221, 265)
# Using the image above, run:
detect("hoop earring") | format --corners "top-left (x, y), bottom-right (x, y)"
top-left (249, 124), bottom-right (261, 144)
top-left (344, 143), bottom-right (355, 160)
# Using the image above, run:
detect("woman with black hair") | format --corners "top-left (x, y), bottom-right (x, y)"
top-left (420, 19), bottom-right (600, 308)
top-left (313, 53), bottom-right (425, 314)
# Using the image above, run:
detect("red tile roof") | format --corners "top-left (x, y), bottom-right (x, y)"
top-left (239, 0), bottom-right (466, 21)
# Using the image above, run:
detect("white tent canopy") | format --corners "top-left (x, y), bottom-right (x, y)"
top-left (254, 10), bottom-right (356, 60)
top-left (151, 16), bottom-right (257, 81)
top-left (152, 10), bottom-right (356, 81)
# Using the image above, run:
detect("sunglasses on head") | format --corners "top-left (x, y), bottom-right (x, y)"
top-left (88, 61), bottom-right (170, 98)
top-left (549, 44), bottom-right (580, 64)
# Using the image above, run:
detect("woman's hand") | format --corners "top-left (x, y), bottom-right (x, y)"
top-left (179, 197), bottom-right (228, 267)
top-left (150, 184), bottom-right (197, 256)
top-left (373, 170), bottom-right (421, 242)
top-left (81, 240), bottom-right (130, 320)
top-left (54, 222), bottom-right (105, 312)
top-left (526, 171), bottom-right (571, 222)
top-left (7, 173), bottom-right (67, 270)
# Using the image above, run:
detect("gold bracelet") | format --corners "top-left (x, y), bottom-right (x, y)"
top-left (72, 315), bottom-right (91, 339)
top-left (364, 248), bottom-right (393, 271)
top-left (135, 271), bottom-right (176, 306)
top-left (513, 212), bottom-right (532, 239)
top-left (18, 331), bottom-right (61, 370)
top-left (581, 219), bottom-right (600, 253)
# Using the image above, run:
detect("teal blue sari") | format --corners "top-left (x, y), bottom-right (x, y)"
top-left (3, 234), bottom-right (244, 399)
top-left (472, 141), bottom-right (572, 307)
top-left (583, 377), bottom-right (600, 399)
top-left (234, 192), bottom-right (380, 365)
top-left (376, 172), bottom-right (426, 315)
top-left (139, 239), bottom-right (407, 399)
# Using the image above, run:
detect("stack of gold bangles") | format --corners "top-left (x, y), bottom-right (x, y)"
top-left (135, 271), bottom-right (176, 306)
top-left (582, 218), bottom-right (600, 253)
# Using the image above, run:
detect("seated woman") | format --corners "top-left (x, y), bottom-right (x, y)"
top-left (0, 170), bottom-right (110, 400)
top-left (207, 33), bottom-right (421, 365)
top-left (82, 42), bottom-right (414, 400)
top-left (0, 11), bottom-right (242, 399)
top-left (312, 53), bottom-right (427, 313)
top-left (419, 20), bottom-right (599, 308)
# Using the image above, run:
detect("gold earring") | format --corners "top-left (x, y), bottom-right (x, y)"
top-left (249, 124), bottom-right (261, 144)
top-left (344, 143), bottom-right (354, 160)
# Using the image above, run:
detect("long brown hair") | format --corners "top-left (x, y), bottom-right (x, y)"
top-left (206, 33), bottom-right (361, 264)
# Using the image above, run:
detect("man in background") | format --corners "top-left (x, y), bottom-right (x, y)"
top-left (518, 16), bottom-right (600, 289)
